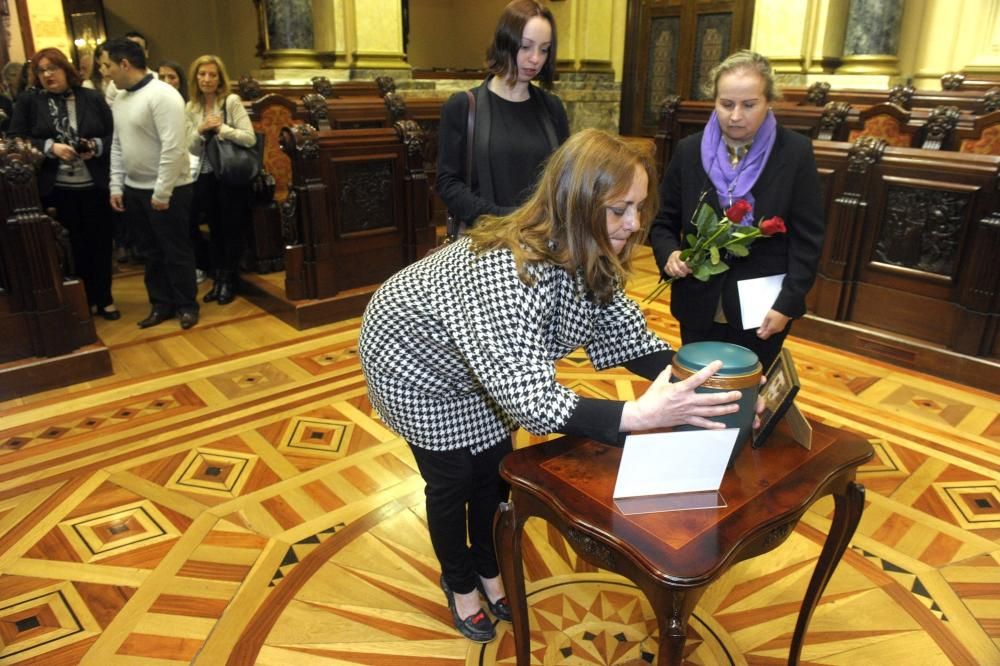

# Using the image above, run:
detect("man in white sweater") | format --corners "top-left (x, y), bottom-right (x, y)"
top-left (102, 37), bottom-right (197, 329)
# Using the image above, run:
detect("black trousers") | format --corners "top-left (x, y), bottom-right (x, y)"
top-left (125, 184), bottom-right (197, 314)
top-left (680, 320), bottom-right (789, 373)
top-left (191, 172), bottom-right (250, 275)
top-left (409, 436), bottom-right (513, 595)
top-left (43, 186), bottom-right (114, 309)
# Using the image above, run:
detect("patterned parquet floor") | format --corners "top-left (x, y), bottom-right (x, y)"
top-left (1, 248), bottom-right (998, 665)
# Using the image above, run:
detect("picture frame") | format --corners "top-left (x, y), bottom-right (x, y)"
top-left (751, 348), bottom-right (800, 448)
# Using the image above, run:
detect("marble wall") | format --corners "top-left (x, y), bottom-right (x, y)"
top-left (842, 0), bottom-right (903, 56)
top-left (266, 0), bottom-right (315, 50)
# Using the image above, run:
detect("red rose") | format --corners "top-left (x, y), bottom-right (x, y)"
top-left (724, 200), bottom-right (752, 223)
top-left (760, 216), bottom-right (787, 236)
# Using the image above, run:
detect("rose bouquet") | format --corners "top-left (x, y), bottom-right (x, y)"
top-left (644, 198), bottom-right (786, 302)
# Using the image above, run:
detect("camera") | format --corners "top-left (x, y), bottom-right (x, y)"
top-left (73, 138), bottom-right (94, 154)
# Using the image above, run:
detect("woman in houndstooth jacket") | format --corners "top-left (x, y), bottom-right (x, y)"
top-left (360, 129), bottom-right (745, 643)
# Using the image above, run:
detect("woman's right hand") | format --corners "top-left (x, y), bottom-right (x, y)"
top-left (199, 113), bottom-right (222, 134)
top-left (620, 360), bottom-right (740, 432)
top-left (665, 250), bottom-right (691, 278)
top-left (51, 143), bottom-right (78, 162)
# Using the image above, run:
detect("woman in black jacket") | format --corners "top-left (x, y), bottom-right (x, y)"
top-left (10, 47), bottom-right (118, 319)
top-left (649, 51), bottom-right (825, 370)
top-left (435, 0), bottom-right (569, 231)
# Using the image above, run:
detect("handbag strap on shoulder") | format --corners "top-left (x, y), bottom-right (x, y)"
top-left (463, 90), bottom-right (474, 186)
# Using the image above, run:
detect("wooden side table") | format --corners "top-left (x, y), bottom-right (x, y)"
top-left (494, 419), bottom-right (873, 665)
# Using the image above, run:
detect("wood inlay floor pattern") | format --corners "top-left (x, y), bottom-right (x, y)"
top-left (0, 251), bottom-right (997, 665)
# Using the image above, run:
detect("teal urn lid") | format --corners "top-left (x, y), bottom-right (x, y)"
top-left (674, 341), bottom-right (760, 376)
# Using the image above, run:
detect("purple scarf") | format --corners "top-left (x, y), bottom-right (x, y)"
top-left (700, 109), bottom-right (777, 225)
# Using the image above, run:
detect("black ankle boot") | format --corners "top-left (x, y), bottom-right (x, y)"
top-left (203, 273), bottom-right (221, 303)
top-left (216, 271), bottom-right (237, 305)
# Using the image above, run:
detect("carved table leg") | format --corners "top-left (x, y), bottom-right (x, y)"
top-left (494, 496), bottom-right (530, 665)
top-left (789, 481), bottom-right (866, 664)
top-left (644, 584), bottom-right (703, 666)
top-left (656, 589), bottom-right (690, 666)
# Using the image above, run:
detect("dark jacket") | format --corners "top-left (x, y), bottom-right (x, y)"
top-left (435, 77), bottom-right (569, 226)
top-left (9, 85), bottom-right (113, 195)
top-left (649, 126), bottom-right (826, 327)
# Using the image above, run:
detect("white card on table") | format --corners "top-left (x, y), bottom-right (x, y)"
top-left (613, 428), bottom-right (739, 500)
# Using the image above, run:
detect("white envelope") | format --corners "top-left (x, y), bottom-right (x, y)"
top-left (737, 274), bottom-right (786, 330)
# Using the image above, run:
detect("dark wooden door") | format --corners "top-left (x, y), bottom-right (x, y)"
top-left (620, 0), bottom-right (755, 137)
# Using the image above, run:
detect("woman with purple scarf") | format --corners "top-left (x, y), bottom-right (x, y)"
top-left (649, 50), bottom-right (825, 370)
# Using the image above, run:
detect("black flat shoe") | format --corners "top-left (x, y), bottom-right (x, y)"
top-left (215, 280), bottom-right (235, 305)
top-left (179, 311), bottom-right (199, 330)
top-left (475, 578), bottom-right (512, 622)
top-left (440, 576), bottom-right (495, 643)
top-left (137, 309), bottom-right (174, 328)
top-left (95, 306), bottom-right (121, 321)
top-left (203, 281), bottom-right (220, 303)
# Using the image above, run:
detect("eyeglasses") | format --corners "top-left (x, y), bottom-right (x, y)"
top-left (35, 66), bottom-right (61, 76)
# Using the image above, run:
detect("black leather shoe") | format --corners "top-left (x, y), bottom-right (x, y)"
top-left (475, 578), bottom-right (512, 622)
top-left (203, 281), bottom-right (221, 303)
top-left (179, 311), bottom-right (199, 330)
top-left (440, 576), bottom-right (495, 643)
top-left (137, 309), bottom-right (174, 328)
top-left (96, 306), bottom-right (121, 321)
top-left (216, 281), bottom-right (236, 305)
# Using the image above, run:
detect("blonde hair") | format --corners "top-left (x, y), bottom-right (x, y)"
top-left (704, 50), bottom-right (780, 102)
top-left (467, 128), bottom-right (658, 304)
top-left (187, 54), bottom-right (232, 109)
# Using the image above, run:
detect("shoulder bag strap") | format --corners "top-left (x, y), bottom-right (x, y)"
top-left (463, 90), bottom-right (475, 187)
top-left (533, 87), bottom-right (559, 151)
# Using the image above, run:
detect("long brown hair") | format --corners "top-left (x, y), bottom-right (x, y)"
top-left (468, 129), bottom-right (658, 304)
top-left (485, 0), bottom-right (557, 89)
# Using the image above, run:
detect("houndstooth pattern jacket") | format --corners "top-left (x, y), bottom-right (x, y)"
top-left (359, 237), bottom-right (669, 453)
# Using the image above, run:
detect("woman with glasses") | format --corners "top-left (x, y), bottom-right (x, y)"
top-left (9, 47), bottom-right (118, 320)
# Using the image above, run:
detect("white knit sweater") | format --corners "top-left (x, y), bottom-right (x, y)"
top-left (109, 76), bottom-right (191, 202)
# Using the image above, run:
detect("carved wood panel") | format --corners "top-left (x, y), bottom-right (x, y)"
top-left (620, 0), bottom-right (755, 137)
top-left (334, 160), bottom-right (396, 234)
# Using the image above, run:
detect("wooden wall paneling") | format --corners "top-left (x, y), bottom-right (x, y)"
top-left (321, 131), bottom-right (408, 293)
top-left (620, 0), bottom-right (754, 137)
top-left (811, 138), bottom-right (886, 322)
top-left (394, 120), bottom-right (434, 260)
top-left (805, 143), bottom-right (850, 316)
top-left (0, 140), bottom-right (110, 398)
top-left (280, 124), bottom-right (328, 301)
top-left (952, 208), bottom-right (1000, 356)
top-left (402, 98), bottom-right (446, 231)
top-left (846, 149), bottom-right (1000, 348)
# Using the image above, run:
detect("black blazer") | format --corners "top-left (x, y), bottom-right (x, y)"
top-left (8, 86), bottom-right (113, 195)
top-left (435, 77), bottom-right (569, 226)
top-left (649, 126), bottom-right (826, 327)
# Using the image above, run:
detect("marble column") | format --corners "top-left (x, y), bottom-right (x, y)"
top-left (838, 0), bottom-right (903, 75)
top-left (258, 0), bottom-right (324, 70)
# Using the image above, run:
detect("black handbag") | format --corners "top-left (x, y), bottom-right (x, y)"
top-left (203, 95), bottom-right (261, 186)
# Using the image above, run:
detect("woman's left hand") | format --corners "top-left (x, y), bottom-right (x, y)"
top-left (757, 309), bottom-right (790, 340)
top-left (51, 143), bottom-right (78, 162)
